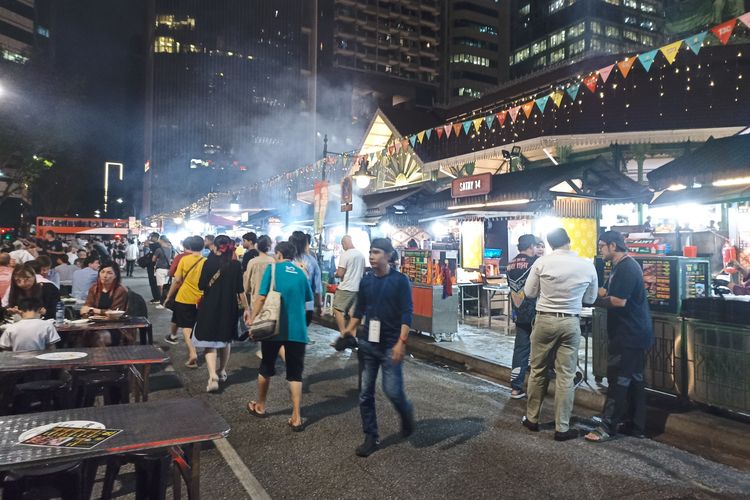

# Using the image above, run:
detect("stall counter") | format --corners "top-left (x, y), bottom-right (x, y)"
top-left (411, 284), bottom-right (458, 341)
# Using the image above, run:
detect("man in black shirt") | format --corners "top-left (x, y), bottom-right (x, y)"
top-left (42, 230), bottom-right (65, 261)
top-left (146, 232), bottom-right (162, 303)
top-left (507, 234), bottom-right (541, 399)
top-left (344, 238), bottom-right (415, 457)
top-left (241, 232), bottom-right (259, 272)
top-left (586, 230), bottom-right (653, 442)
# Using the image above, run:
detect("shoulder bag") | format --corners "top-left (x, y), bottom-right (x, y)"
top-left (164, 256), bottom-right (205, 311)
top-left (248, 264), bottom-right (281, 341)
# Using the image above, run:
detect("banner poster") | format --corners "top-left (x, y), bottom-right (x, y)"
top-left (314, 181), bottom-right (329, 234)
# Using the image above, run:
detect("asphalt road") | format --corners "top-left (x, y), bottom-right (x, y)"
top-left (123, 271), bottom-right (750, 499)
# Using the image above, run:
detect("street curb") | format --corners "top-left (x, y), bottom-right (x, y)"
top-left (314, 316), bottom-right (749, 462)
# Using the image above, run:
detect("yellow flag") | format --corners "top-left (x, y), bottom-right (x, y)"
top-left (473, 118), bottom-right (483, 133)
top-left (417, 131), bottom-right (425, 143)
top-left (659, 40), bottom-right (682, 65)
top-left (551, 90), bottom-right (564, 108)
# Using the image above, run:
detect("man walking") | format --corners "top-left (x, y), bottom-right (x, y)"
top-left (145, 232), bottom-right (161, 304)
top-left (343, 238), bottom-right (415, 457)
top-left (507, 235), bottom-right (541, 399)
top-left (523, 228), bottom-right (597, 441)
top-left (333, 235), bottom-right (365, 341)
top-left (586, 231), bottom-right (653, 442)
top-left (241, 232), bottom-right (259, 272)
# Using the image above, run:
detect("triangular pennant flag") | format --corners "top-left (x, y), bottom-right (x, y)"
top-left (535, 95), bottom-right (550, 113)
top-left (453, 123), bottom-right (462, 137)
top-left (435, 127), bottom-right (444, 139)
top-left (522, 101), bottom-right (535, 119)
top-left (417, 131), bottom-right (425, 144)
top-left (509, 106), bottom-right (520, 122)
top-left (462, 120), bottom-right (472, 135)
top-left (566, 83), bottom-right (580, 101)
top-left (712, 18), bottom-right (736, 45)
top-left (551, 90), bottom-right (564, 108)
top-left (409, 135), bottom-right (417, 147)
top-left (497, 111), bottom-right (507, 126)
top-left (684, 32), bottom-right (707, 55)
top-left (617, 57), bottom-right (636, 78)
top-left (484, 114), bottom-right (495, 129)
top-left (740, 12), bottom-right (750, 29)
top-left (638, 49), bottom-right (658, 72)
top-left (598, 64), bottom-right (615, 83)
top-left (425, 128), bottom-right (432, 141)
top-left (583, 74), bottom-right (598, 93)
top-left (660, 40), bottom-right (682, 64)
top-left (444, 124), bottom-right (453, 138)
top-left (472, 118), bottom-right (483, 133)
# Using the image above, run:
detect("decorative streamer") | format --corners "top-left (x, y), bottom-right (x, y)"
top-left (683, 32), bottom-right (707, 55)
top-left (617, 57), bottom-right (636, 78)
top-left (638, 49), bottom-right (658, 72)
top-left (711, 18), bottom-right (737, 45)
top-left (598, 64), bottom-right (615, 83)
top-left (566, 83), bottom-right (580, 101)
top-left (659, 40), bottom-right (683, 64)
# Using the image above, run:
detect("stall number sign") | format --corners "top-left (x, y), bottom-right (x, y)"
top-left (451, 173), bottom-right (492, 198)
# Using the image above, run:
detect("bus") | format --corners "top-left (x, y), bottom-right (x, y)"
top-left (35, 217), bottom-right (131, 236)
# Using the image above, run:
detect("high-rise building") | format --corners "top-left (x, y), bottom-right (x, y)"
top-left (509, 0), bottom-right (665, 79)
top-left (445, 0), bottom-right (510, 103)
top-left (1, 0), bottom-right (50, 65)
top-left (144, 0), bottom-right (313, 215)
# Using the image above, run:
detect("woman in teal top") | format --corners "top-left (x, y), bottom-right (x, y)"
top-left (246, 241), bottom-right (312, 431)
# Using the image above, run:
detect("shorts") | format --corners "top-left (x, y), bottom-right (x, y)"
top-left (259, 341), bottom-right (306, 382)
top-left (155, 268), bottom-right (169, 287)
top-left (333, 289), bottom-right (358, 313)
top-left (173, 301), bottom-right (198, 329)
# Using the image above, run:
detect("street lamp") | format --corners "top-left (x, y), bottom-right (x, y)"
top-left (104, 162), bottom-right (123, 213)
top-left (352, 159), bottom-right (375, 189)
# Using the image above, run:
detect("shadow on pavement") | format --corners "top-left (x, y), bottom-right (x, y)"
top-left (378, 417), bottom-right (486, 452)
top-left (302, 365), bottom-right (358, 394)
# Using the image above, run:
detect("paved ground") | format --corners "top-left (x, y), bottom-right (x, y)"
top-left (113, 270), bottom-right (750, 499)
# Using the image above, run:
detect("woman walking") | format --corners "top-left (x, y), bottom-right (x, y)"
top-left (246, 241), bottom-right (312, 431)
top-left (193, 235), bottom-right (250, 392)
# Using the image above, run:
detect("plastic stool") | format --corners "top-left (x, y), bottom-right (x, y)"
top-left (14, 378), bottom-right (70, 413)
top-left (2, 459), bottom-right (96, 500)
top-left (101, 450), bottom-right (171, 500)
top-left (73, 368), bottom-right (129, 408)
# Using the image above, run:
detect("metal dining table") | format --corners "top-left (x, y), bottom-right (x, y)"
top-left (0, 345), bottom-right (169, 402)
top-left (0, 398), bottom-right (229, 499)
top-left (56, 316), bottom-right (153, 346)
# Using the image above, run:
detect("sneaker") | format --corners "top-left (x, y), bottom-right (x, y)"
top-left (521, 416), bottom-right (539, 432)
top-left (164, 335), bottom-right (179, 345)
top-left (355, 435), bottom-right (380, 457)
top-left (554, 429), bottom-right (581, 441)
top-left (573, 371), bottom-right (584, 389)
top-left (401, 409), bottom-right (416, 438)
top-left (150, 300), bottom-right (161, 305)
top-left (510, 389), bottom-right (526, 400)
top-left (155, 304), bottom-right (165, 310)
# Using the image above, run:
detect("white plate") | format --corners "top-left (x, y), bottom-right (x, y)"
top-left (66, 319), bottom-right (92, 326)
top-left (18, 420), bottom-right (105, 443)
top-left (35, 352), bottom-right (88, 361)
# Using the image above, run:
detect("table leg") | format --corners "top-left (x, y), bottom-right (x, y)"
top-left (142, 364), bottom-right (151, 401)
top-left (187, 443), bottom-right (200, 500)
top-left (584, 331), bottom-right (589, 383)
top-left (487, 290), bottom-right (492, 328)
top-left (129, 364), bottom-right (144, 403)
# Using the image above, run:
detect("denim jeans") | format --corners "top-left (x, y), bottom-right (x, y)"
top-left (358, 339), bottom-right (413, 439)
top-left (511, 323), bottom-right (532, 391)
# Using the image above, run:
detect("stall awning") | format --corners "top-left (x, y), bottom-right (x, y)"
top-left (362, 185), bottom-right (426, 216)
top-left (647, 134), bottom-right (750, 191)
top-left (651, 184), bottom-right (750, 205)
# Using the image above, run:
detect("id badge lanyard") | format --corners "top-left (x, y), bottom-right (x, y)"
top-left (367, 275), bottom-right (390, 344)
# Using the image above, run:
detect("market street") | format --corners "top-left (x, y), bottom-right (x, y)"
top-left (123, 272), bottom-right (750, 500)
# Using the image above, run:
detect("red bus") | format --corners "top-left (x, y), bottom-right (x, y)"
top-left (36, 217), bottom-right (131, 236)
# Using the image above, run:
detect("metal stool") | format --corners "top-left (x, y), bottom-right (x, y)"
top-left (100, 450), bottom-right (171, 500)
top-left (2, 459), bottom-right (96, 500)
top-left (73, 368), bottom-right (129, 408)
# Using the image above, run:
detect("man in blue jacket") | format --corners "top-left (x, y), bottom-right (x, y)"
top-left (343, 238), bottom-right (415, 457)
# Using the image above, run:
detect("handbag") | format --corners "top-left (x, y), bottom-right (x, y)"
top-left (165, 257), bottom-right (204, 311)
top-left (248, 264), bottom-right (281, 341)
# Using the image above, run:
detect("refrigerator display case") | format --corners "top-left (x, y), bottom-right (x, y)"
top-left (633, 256), bottom-right (711, 315)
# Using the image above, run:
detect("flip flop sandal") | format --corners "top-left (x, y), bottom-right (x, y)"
top-left (246, 401), bottom-right (268, 418)
top-left (585, 428), bottom-right (615, 443)
top-left (288, 418), bottom-right (305, 432)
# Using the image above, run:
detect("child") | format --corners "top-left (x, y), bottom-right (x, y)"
top-left (0, 297), bottom-right (61, 351)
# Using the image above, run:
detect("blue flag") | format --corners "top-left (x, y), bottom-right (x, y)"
top-left (684, 32), bottom-right (707, 55)
top-left (425, 128), bottom-right (432, 140)
top-left (535, 95), bottom-right (550, 113)
top-left (409, 135), bottom-right (417, 147)
top-left (462, 120), bottom-right (472, 135)
top-left (638, 49), bottom-right (658, 72)
top-left (484, 114), bottom-right (495, 129)
top-left (566, 83), bottom-right (580, 101)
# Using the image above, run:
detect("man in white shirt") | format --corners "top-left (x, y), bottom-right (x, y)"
top-left (522, 228), bottom-right (598, 441)
top-left (9, 240), bottom-right (35, 264)
top-left (333, 235), bottom-right (366, 336)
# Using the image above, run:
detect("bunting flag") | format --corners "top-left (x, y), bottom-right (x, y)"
top-left (417, 131), bottom-right (425, 144)
top-left (401, 138), bottom-right (409, 150)
top-left (453, 123), bottom-right (462, 137)
top-left (660, 40), bottom-right (683, 64)
top-left (522, 101), bottom-right (535, 119)
top-left (472, 118), bottom-right (483, 133)
top-left (617, 57), bottom-right (636, 78)
top-left (740, 12), bottom-right (750, 28)
top-left (550, 90), bottom-right (564, 108)
top-left (684, 32), bottom-right (707, 55)
top-left (497, 110), bottom-right (507, 126)
top-left (535, 95), bottom-right (550, 113)
top-left (462, 120), bottom-right (472, 135)
top-left (425, 129), bottom-right (432, 141)
top-left (394, 141), bottom-right (402, 152)
top-left (509, 106), bottom-right (521, 122)
top-left (638, 49), bottom-right (658, 72)
top-left (566, 83), bottom-right (580, 101)
top-left (435, 127), bottom-right (444, 139)
top-left (583, 74), bottom-right (598, 93)
top-left (711, 18), bottom-right (736, 45)
top-left (598, 64), bottom-right (615, 83)
top-left (444, 124), bottom-right (453, 138)
top-left (484, 114), bottom-right (495, 129)
top-left (409, 135), bottom-right (417, 147)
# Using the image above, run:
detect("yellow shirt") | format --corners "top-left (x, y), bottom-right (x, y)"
top-left (175, 253), bottom-right (206, 305)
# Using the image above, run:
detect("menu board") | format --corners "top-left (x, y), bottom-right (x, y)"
top-left (21, 426), bottom-right (122, 449)
top-left (640, 258), bottom-right (676, 311)
top-left (684, 262), bottom-right (708, 299)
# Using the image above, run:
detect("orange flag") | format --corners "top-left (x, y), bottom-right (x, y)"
top-left (522, 101), bottom-right (535, 119)
top-left (617, 57), bottom-right (636, 79)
